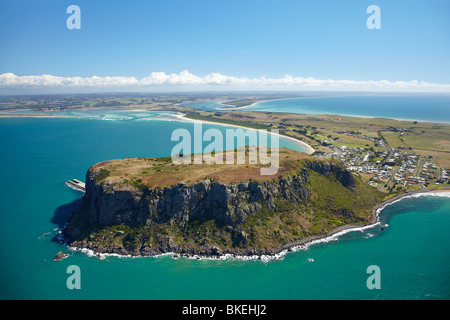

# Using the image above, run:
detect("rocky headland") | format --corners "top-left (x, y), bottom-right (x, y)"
top-left (64, 149), bottom-right (383, 258)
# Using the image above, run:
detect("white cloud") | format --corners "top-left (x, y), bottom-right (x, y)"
top-left (141, 70), bottom-right (204, 85)
top-left (0, 72), bottom-right (139, 88)
top-left (1, 70), bottom-right (449, 93)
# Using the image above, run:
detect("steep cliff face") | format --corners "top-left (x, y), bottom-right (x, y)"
top-left (65, 158), bottom-right (379, 257)
top-left (306, 161), bottom-right (355, 189)
top-left (67, 168), bottom-right (310, 237)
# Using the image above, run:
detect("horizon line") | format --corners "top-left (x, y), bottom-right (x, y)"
top-left (1, 70), bottom-right (450, 95)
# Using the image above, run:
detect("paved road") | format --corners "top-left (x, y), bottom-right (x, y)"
top-left (378, 131), bottom-right (392, 164)
top-left (385, 167), bottom-right (400, 189)
top-left (415, 155), bottom-right (423, 177)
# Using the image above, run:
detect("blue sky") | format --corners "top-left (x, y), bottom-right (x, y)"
top-left (0, 0), bottom-right (449, 93)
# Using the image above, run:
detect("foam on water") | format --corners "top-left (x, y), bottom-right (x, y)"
top-left (375, 191), bottom-right (450, 217)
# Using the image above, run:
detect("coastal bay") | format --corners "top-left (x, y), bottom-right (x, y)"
top-left (2, 0), bottom-right (450, 302)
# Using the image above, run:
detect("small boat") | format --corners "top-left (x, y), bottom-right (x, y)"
top-left (307, 258), bottom-right (314, 262)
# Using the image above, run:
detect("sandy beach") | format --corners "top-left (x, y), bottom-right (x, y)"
top-left (0, 108), bottom-right (316, 154)
top-left (218, 100), bottom-right (266, 110)
top-left (173, 112), bottom-right (316, 155)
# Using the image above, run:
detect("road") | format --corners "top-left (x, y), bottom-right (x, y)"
top-left (415, 155), bottom-right (423, 177)
top-left (377, 131), bottom-right (392, 164)
top-left (384, 166), bottom-right (400, 190)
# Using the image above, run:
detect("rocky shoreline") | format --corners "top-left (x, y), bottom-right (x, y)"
top-left (64, 220), bottom-right (379, 261)
top-left (63, 188), bottom-right (450, 261)
top-left (65, 188), bottom-right (450, 260)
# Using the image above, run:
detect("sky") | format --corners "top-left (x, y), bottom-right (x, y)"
top-left (0, 0), bottom-right (449, 94)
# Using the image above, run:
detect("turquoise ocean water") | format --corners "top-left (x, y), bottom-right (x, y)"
top-left (0, 108), bottom-right (449, 300)
top-left (184, 94), bottom-right (450, 123)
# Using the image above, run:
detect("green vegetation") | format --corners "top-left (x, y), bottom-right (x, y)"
top-left (123, 178), bottom-right (147, 191)
top-left (90, 148), bottom-right (311, 188)
top-left (86, 169), bottom-right (381, 255)
top-left (94, 169), bottom-right (110, 183)
top-left (182, 110), bottom-right (450, 168)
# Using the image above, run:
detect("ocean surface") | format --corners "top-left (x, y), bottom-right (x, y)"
top-left (184, 94), bottom-right (450, 123)
top-left (0, 109), bottom-right (449, 300)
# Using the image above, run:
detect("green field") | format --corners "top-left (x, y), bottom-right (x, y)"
top-left (178, 109), bottom-right (450, 168)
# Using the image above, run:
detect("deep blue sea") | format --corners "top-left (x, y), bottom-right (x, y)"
top-left (184, 94), bottom-right (450, 123)
top-left (0, 108), bottom-right (449, 300)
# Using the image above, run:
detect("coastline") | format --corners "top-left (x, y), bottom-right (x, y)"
top-left (173, 112), bottom-right (316, 155)
top-left (9, 107), bottom-right (446, 262)
top-left (214, 96), bottom-right (450, 125)
top-left (218, 97), bottom-right (305, 110)
top-left (218, 100), bottom-right (268, 110)
top-left (370, 188), bottom-right (450, 217)
top-left (2, 103), bottom-right (448, 124)
top-left (0, 108), bottom-right (316, 154)
top-left (65, 188), bottom-right (450, 262)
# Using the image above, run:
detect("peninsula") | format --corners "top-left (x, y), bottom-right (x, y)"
top-left (64, 148), bottom-right (384, 257)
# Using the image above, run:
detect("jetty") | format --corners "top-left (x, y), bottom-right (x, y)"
top-left (65, 179), bottom-right (86, 192)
